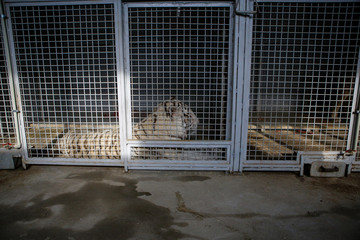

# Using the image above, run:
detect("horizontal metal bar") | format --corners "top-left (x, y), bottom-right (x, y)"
top-left (242, 166), bottom-right (301, 171)
top-left (127, 164), bottom-right (231, 171)
top-left (25, 157), bottom-right (124, 165)
top-left (244, 160), bottom-right (300, 164)
top-left (125, 2), bottom-right (234, 8)
top-left (298, 151), bottom-right (353, 155)
top-left (5, 0), bottom-right (116, 5)
top-left (126, 140), bottom-right (232, 146)
top-left (128, 166), bottom-right (230, 171)
top-left (352, 165), bottom-right (360, 173)
top-left (235, 10), bottom-right (257, 17)
top-left (256, 0), bottom-right (360, 3)
top-left (25, 160), bottom-right (124, 167)
top-left (127, 159), bottom-right (230, 166)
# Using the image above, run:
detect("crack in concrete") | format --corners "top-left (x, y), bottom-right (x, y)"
top-left (175, 191), bottom-right (205, 219)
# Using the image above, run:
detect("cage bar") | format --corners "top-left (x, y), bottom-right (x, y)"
top-left (356, 131), bottom-right (360, 163)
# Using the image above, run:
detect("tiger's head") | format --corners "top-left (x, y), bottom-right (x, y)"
top-left (160, 97), bottom-right (199, 136)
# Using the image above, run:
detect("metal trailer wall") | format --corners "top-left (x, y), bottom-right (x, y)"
top-left (243, 0), bottom-right (360, 172)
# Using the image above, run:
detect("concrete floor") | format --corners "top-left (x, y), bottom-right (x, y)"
top-left (0, 166), bottom-right (359, 240)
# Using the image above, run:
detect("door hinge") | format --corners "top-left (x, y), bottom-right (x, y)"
top-left (235, 0), bottom-right (259, 17)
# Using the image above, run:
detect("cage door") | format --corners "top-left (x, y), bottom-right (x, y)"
top-left (245, 1), bottom-right (360, 171)
top-left (124, 3), bottom-right (234, 142)
top-left (123, 2), bottom-right (236, 168)
top-left (8, 1), bottom-right (124, 164)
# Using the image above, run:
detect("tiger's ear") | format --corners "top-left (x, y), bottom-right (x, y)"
top-left (170, 96), bottom-right (176, 100)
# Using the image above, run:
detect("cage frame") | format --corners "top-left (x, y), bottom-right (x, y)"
top-left (5, 0), bottom-right (127, 166)
top-left (240, 0), bottom-right (360, 172)
top-left (2, 0), bottom-right (246, 171)
top-left (122, 1), bottom-right (240, 171)
top-left (352, 50), bottom-right (360, 171)
top-left (0, 0), bottom-right (359, 172)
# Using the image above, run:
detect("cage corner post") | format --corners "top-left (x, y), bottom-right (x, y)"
top-left (348, 49), bottom-right (360, 149)
top-left (115, 0), bottom-right (129, 171)
top-left (232, 0), bottom-right (254, 172)
top-left (349, 49), bottom-right (360, 172)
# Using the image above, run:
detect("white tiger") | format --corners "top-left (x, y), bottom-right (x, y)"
top-left (132, 98), bottom-right (200, 159)
top-left (59, 130), bottom-right (120, 159)
top-left (133, 98), bottom-right (199, 140)
top-left (59, 98), bottom-right (199, 159)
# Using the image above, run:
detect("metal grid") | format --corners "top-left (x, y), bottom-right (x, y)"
top-left (0, 21), bottom-right (16, 148)
top-left (130, 146), bottom-right (227, 161)
top-left (127, 5), bottom-right (232, 141)
top-left (247, 2), bottom-right (360, 162)
top-left (10, 4), bottom-right (120, 159)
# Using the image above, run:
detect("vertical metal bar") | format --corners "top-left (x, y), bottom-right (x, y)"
top-left (4, 3), bottom-right (28, 160)
top-left (232, 0), bottom-right (245, 172)
top-left (226, 4), bottom-right (234, 142)
top-left (349, 49), bottom-right (360, 151)
top-left (115, 0), bottom-right (128, 169)
top-left (239, 0), bottom-right (253, 171)
top-left (122, 4), bottom-right (132, 141)
top-left (122, 3), bottom-right (132, 170)
top-left (0, 0), bottom-right (21, 149)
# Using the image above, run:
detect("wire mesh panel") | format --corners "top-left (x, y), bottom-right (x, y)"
top-left (247, 2), bottom-right (360, 162)
top-left (0, 21), bottom-right (17, 148)
top-left (10, 3), bottom-right (120, 159)
top-left (130, 146), bottom-right (228, 161)
top-left (127, 5), bottom-right (232, 142)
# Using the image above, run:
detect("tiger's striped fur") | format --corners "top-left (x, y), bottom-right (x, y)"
top-left (133, 98), bottom-right (199, 140)
top-left (59, 98), bottom-right (199, 159)
top-left (59, 130), bottom-right (120, 159)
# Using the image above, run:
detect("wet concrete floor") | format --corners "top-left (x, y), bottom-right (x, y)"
top-left (0, 166), bottom-right (359, 240)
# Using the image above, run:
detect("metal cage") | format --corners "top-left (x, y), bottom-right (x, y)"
top-left (7, 1), bottom-right (123, 165)
top-left (123, 2), bottom-right (236, 170)
top-left (2, 0), bottom-right (241, 171)
top-left (243, 0), bottom-right (360, 171)
top-left (0, 0), bottom-right (359, 172)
